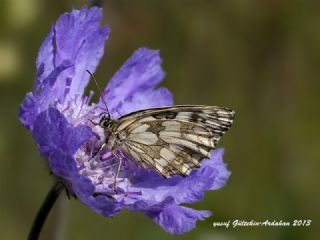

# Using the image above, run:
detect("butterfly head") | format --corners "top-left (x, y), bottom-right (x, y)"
top-left (99, 114), bottom-right (111, 128)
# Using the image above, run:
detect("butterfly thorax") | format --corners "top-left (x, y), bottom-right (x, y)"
top-left (101, 118), bottom-right (118, 150)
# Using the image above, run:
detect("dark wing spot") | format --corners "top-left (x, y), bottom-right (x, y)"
top-left (152, 111), bottom-right (177, 120)
top-left (190, 113), bottom-right (208, 124)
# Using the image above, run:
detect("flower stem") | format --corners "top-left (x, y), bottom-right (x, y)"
top-left (27, 181), bottom-right (64, 240)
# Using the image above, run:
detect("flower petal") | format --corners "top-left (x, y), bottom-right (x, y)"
top-left (20, 7), bottom-right (109, 130)
top-left (115, 87), bottom-right (173, 118)
top-left (32, 108), bottom-right (92, 156)
top-left (71, 174), bottom-right (122, 217)
top-left (34, 27), bottom-right (55, 90)
top-left (79, 194), bottom-right (122, 218)
top-left (201, 148), bottom-right (232, 190)
top-left (144, 198), bottom-right (211, 235)
top-left (101, 48), bottom-right (167, 117)
top-left (19, 92), bottom-right (36, 130)
top-left (54, 7), bottom-right (110, 98)
top-left (48, 150), bottom-right (78, 180)
top-left (19, 61), bottom-right (72, 130)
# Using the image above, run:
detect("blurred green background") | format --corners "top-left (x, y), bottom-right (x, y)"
top-left (0, 0), bottom-right (319, 239)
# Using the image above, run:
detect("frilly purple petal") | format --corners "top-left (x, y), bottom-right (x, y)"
top-left (201, 148), bottom-right (232, 190)
top-left (19, 61), bottom-right (72, 130)
top-left (117, 87), bottom-right (173, 118)
top-left (19, 92), bottom-right (36, 130)
top-left (32, 108), bottom-right (92, 156)
top-left (101, 48), bottom-right (166, 118)
top-left (19, 7), bottom-right (109, 130)
top-left (48, 150), bottom-right (78, 179)
top-left (78, 193), bottom-right (122, 218)
top-left (34, 27), bottom-right (55, 89)
top-left (54, 7), bottom-right (110, 98)
top-left (144, 197), bottom-right (212, 235)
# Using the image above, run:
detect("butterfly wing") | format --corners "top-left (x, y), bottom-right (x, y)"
top-left (111, 105), bottom-right (235, 178)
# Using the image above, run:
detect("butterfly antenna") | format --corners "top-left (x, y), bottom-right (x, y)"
top-left (86, 70), bottom-right (110, 116)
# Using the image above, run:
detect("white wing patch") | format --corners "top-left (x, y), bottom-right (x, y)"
top-left (128, 132), bottom-right (158, 145)
top-left (130, 124), bottom-right (149, 133)
top-left (160, 148), bottom-right (176, 161)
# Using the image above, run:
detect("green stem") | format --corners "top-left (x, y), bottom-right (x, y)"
top-left (27, 181), bottom-right (64, 240)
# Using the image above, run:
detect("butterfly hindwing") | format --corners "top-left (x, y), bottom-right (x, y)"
top-left (109, 105), bottom-right (235, 178)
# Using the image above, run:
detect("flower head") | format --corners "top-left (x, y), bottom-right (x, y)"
top-left (19, 7), bottom-right (231, 235)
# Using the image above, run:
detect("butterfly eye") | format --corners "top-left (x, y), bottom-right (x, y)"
top-left (103, 120), bottom-right (110, 128)
top-left (99, 115), bottom-right (110, 128)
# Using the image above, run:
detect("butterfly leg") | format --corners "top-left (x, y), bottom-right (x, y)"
top-left (111, 149), bottom-right (124, 192)
top-left (88, 142), bottom-right (106, 162)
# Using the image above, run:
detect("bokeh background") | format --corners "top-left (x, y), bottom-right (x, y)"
top-left (0, 0), bottom-right (319, 239)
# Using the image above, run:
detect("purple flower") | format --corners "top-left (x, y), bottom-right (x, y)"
top-left (19, 7), bottom-right (231, 235)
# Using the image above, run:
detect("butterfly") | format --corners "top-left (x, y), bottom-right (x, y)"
top-left (87, 71), bottom-right (235, 180)
top-left (98, 105), bottom-right (235, 178)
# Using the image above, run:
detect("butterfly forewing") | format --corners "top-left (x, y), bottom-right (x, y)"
top-left (108, 105), bottom-right (235, 178)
